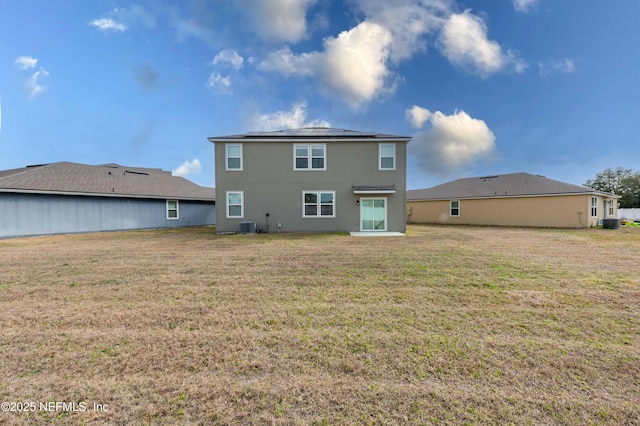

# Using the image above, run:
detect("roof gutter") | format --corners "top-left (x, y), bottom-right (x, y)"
top-left (0, 188), bottom-right (215, 202)
top-left (407, 192), bottom-right (620, 202)
top-left (207, 137), bottom-right (411, 143)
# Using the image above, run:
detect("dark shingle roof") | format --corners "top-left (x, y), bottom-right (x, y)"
top-left (407, 173), bottom-right (618, 201)
top-left (0, 162), bottom-right (215, 201)
top-left (208, 127), bottom-right (410, 142)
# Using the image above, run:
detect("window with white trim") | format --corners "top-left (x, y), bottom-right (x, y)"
top-left (591, 197), bottom-right (598, 217)
top-left (227, 191), bottom-right (244, 218)
top-left (225, 144), bottom-right (243, 170)
top-left (379, 143), bottom-right (396, 170)
top-left (450, 200), bottom-right (460, 217)
top-left (303, 191), bottom-right (335, 218)
top-left (166, 200), bottom-right (179, 220)
top-left (294, 144), bottom-right (326, 170)
top-left (608, 199), bottom-right (614, 217)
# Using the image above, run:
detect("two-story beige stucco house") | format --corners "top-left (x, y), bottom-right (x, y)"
top-left (208, 127), bottom-right (411, 234)
top-left (407, 173), bottom-right (619, 228)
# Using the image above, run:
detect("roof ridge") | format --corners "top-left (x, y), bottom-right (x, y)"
top-left (99, 163), bottom-right (164, 172)
top-left (534, 174), bottom-right (594, 191)
top-left (407, 172), bottom-right (619, 200)
top-left (0, 162), bottom-right (61, 182)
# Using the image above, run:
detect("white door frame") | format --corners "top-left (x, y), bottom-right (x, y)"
top-left (359, 197), bottom-right (387, 231)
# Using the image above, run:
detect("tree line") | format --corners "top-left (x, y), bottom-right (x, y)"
top-left (584, 167), bottom-right (640, 208)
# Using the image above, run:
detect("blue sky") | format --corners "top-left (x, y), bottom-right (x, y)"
top-left (1, 1), bottom-right (638, 190)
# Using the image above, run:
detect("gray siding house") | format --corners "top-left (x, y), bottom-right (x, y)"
top-left (208, 127), bottom-right (411, 234)
top-left (0, 162), bottom-right (216, 238)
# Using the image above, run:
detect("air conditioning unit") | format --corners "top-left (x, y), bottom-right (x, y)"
top-left (602, 218), bottom-right (621, 229)
top-left (239, 221), bottom-right (256, 234)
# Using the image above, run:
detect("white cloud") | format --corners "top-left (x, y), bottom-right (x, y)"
top-left (238, 0), bottom-right (317, 43)
top-left (350, 0), bottom-right (449, 63)
top-left (15, 56), bottom-right (49, 99)
top-left (259, 21), bottom-right (394, 109)
top-left (513, 0), bottom-right (540, 13)
top-left (15, 56), bottom-right (38, 70)
top-left (539, 58), bottom-right (575, 77)
top-left (211, 50), bottom-right (244, 70)
top-left (250, 102), bottom-right (330, 131)
top-left (173, 159), bottom-right (202, 177)
top-left (25, 68), bottom-right (49, 99)
top-left (92, 5), bottom-right (155, 33)
top-left (320, 21), bottom-right (393, 107)
top-left (206, 50), bottom-right (245, 94)
top-left (409, 108), bottom-right (497, 176)
top-left (512, 55), bottom-right (529, 74)
top-left (438, 10), bottom-right (525, 77)
top-left (406, 105), bottom-right (432, 129)
top-left (90, 18), bottom-right (127, 32)
top-left (205, 73), bottom-right (232, 94)
top-left (258, 46), bottom-right (318, 77)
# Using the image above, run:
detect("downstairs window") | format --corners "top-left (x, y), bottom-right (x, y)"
top-left (167, 200), bottom-right (179, 220)
top-left (303, 191), bottom-right (335, 218)
top-left (450, 200), bottom-right (460, 217)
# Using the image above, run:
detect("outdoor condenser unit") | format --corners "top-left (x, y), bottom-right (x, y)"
top-left (239, 221), bottom-right (256, 234)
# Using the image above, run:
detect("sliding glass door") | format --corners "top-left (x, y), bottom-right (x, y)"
top-left (360, 198), bottom-right (387, 231)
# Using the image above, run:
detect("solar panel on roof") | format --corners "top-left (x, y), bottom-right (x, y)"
top-left (296, 128), bottom-right (315, 136)
top-left (208, 127), bottom-right (410, 140)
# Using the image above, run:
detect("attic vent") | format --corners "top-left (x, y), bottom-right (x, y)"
top-left (478, 175), bottom-right (498, 180)
top-left (124, 170), bottom-right (149, 176)
top-left (26, 163), bottom-right (50, 168)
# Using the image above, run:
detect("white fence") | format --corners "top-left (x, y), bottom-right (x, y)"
top-left (618, 208), bottom-right (640, 220)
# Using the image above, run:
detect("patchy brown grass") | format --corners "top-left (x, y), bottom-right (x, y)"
top-left (0, 225), bottom-right (638, 425)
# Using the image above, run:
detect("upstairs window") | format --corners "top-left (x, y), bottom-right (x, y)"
top-left (450, 200), bottom-right (460, 217)
top-left (303, 191), bottom-right (335, 218)
top-left (294, 144), bottom-right (326, 170)
top-left (166, 200), bottom-right (179, 220)
top-left (379, 143), bottom-right (396, 170)
top-left (225, 144), bottom-right (243, 171)
top-left (591, 197), bottom-right (598, 217)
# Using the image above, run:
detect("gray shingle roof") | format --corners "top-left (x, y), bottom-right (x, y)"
top-left (208, 127), bottom-right (410, 142)
top-left (407, 173), bottom-right (618, 201)
top-left (0, 162), bottom-right (215, 201)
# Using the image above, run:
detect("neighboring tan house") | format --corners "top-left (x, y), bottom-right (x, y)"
top-left (208, 127), bottom-right (411, 234)
top-left (407, 172), bottom-right (619, 228)
top-left (0, 162), bottom-right (216, 238)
